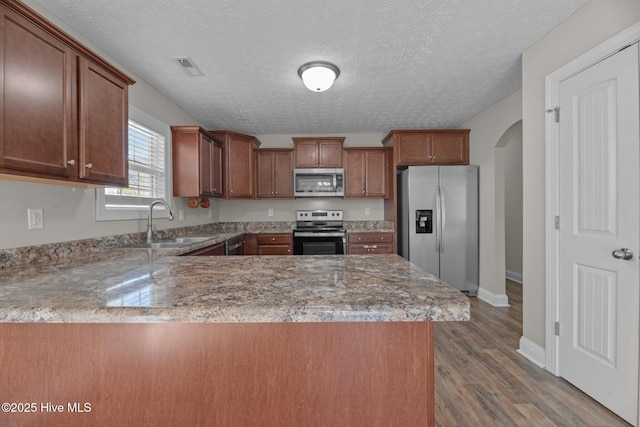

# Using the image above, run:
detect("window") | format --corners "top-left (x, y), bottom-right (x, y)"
top-left (96, 106), bottom-right (171, 221)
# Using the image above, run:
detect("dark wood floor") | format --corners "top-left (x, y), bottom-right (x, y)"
top-left (434, 280), bottom-right (631, 426)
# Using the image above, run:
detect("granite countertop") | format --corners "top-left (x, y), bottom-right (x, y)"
top-left (0, 246), bottom-right (469, 323)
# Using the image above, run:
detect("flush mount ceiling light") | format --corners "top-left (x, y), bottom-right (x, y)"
top-left (297, 61), bottom-right (340, 92)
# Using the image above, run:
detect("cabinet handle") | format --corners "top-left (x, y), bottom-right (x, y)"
top-left (67, 159), bottom-right (75, 165)
top-left (85, 163), bottom-right (93, 169)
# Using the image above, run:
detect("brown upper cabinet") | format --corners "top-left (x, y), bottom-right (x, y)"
top-left (209, 131), bottom-right (260, 199)
top-left (293, 137), bottom-right (344, 168)
top-left (171, 126), bottom-right (223, 198)
top-left (255, 149), bottom-right (294, 199)
top-left (382, 130), bottom-right (469, 166)
top-left (0, 1), bottom-right (134, 186)
top-left (343, 147), bottom-right (391, 198)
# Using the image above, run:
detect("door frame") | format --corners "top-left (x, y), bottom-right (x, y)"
top-left (545, 22), bottom-right (640, 376)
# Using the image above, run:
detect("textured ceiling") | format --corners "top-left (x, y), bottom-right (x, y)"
top-left (34, 0), bottom-right (588, 135)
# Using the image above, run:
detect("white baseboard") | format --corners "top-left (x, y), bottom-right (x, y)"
top-left (506, 270), bottom-right (523, 284)
top-left (477, 287), bottom-right (510, 307)
top-left (517, 336), bottom-right (546, 368)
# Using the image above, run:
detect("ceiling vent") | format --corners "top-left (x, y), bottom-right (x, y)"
top-left (172, 57), bottom-right (204, 77)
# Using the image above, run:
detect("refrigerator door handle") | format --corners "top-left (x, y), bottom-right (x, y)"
top-left (440, 185), bottom-right (446, 253)
top-left (434, 185), bottom-right (442, 253)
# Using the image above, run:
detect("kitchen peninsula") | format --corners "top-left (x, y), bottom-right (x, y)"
top-left (0, 250), bottom-right (469, 426)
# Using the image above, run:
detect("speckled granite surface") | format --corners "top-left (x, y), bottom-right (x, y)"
top-left (0, 251), bottom-right (469, 323)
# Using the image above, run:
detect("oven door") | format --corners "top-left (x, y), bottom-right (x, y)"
top-left (293, 233), bottom-right (346, 255)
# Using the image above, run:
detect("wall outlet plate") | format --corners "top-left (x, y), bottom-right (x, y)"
top-left (268, 209), bottom-right (274, 217)
top-left (28, 208), bottom-right (43, 230)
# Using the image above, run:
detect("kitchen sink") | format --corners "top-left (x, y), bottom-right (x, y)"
top-left (123, 237), bottom-right (212, 250)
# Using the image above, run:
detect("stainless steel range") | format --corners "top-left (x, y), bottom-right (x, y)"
top-left (293, 210), bottom-right (346, 255)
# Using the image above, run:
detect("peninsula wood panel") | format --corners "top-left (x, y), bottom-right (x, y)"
top-left (0, 322), bottom-right (433, 427)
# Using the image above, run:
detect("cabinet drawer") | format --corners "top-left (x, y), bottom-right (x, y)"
top-left (348, 232), bottom-right (394, 244)
top-left (257, 234), bottom-right (292, 245)
top-left (258, 245), bottom-right (291, 255)
top-left (348, 243), bottom-right (394, 255)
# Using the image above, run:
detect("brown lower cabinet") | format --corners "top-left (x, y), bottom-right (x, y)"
top-left (183, 242), bottom-right (225, 256)
top-left (245, 233), bottom-right (292, 255)
top-left (347, 232), bottom-right (395, 254)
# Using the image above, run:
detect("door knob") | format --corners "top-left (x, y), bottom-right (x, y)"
top-left (612, 248), bottom-right (634, 260)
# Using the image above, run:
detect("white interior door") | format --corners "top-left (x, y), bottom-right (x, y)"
top-left (557, 43), bottom-right (639, 425)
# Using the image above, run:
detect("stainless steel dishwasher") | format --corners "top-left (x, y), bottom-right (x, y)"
top-left (225, 236), bottom-right (244, 255)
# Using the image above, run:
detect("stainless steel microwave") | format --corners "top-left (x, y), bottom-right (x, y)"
top-left (293, 168), bottom-right (344, 197)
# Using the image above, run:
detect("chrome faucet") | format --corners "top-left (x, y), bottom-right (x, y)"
top-left (146, 200), bottom-right (174, 243)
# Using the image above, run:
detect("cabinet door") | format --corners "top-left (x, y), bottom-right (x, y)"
top-left (429, 132), bottom-right (469, 165)
top-left (78, 57), bottom-right (129, 186)
top-left (318, 140), bottom-right (342, 167)
top-left (212, 140), bottom-right (223, 197)
top-left (396, 133), bottom-right (432, 165)
top-left (294, 141), bottom-right (319, 168)
top-left (199, 134), bottom-right (214, 196)
top-left (227, 136), bottom-right (253, 198)
top-left (365, 150), bottom-right (388, 197)
top-left (0, 6), bottom-right (76, 179)
top-left (273, 150), bottom-right (293, 198)
top-left (255, 151), bottom-right (274, 198)
top-left (344, 150), bottom-right (366, 197)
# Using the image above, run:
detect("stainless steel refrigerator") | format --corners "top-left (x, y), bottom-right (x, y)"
top-left (397, 165), bottom-right (479, 295)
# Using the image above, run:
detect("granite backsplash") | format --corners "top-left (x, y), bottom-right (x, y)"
top-left (0, 221), bottom-right (393, 270)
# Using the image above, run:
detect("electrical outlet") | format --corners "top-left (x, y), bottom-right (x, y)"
top-left (268, 209), bottom-right (274, 217)
top-left (365, 208), bottom-right (371, 216)
top-left (178, 209), bottom-right (185, 220)
top-left (28, 208), bottom-right (43, 230)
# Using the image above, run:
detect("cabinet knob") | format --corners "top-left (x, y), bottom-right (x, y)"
top-left (67, 159), bottom-right (75, 165)
top-left (272, 238), bottom-right (276, 241)
top-left (85, 163), bottom-right (93, 169)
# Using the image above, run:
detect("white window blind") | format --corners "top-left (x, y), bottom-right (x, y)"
top-left (96, 106), bottom-right (171, 221)
top-left (104, 120), bottom-right (166, 209)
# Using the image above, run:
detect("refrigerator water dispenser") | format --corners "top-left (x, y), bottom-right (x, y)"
top-left (415, 210), bottom-right (432, 233)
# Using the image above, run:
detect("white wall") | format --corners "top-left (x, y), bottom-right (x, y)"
top-left (0, 0), bottom-right (214, 250)
top-left (504, 123), bottom-right (523, 279)
top-left (522, 0), bottom-right (640, 347)
top-left (462, 91), bottom-right (522, 300)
